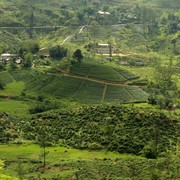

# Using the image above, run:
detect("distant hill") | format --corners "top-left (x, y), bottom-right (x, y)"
top-left (0, 0), bottom-right (179, 53)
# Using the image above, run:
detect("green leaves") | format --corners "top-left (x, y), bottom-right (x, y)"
top-left (21, 105), bottom-right (179, 156)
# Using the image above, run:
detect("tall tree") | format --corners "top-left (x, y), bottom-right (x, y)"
top-left (37, 124), bottom-right (50, 167)
top-left (29, 10), bottom-right (35, 38)
top-left (73, 49), bottom-right (83, 62)
top-left (49, 46), bottom-right (67, 59)
top-left (23, 53), bottom-right (33, 68)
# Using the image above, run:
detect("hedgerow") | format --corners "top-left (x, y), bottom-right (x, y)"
top-left (17, 105), bottom-right (180, 157)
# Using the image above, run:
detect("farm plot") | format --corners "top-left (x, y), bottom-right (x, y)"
top-left (9, 69), bottom-right (148, 104)
top-left (104, 85), bottom-right (135, 103)
top-left (0, 99), bottom-right (29, 115)
top-left (10, 70), bottom-right (35, 82)
top-left (114, 68), bottom-right (139, 80)
top-left (24, 75), bottom-right (83, 98)
top-left (70, 62), bottom-right (93, 76)
top-left (88, 65), bottom-right (127, 82)
top-left (0, 71), bottom-right (14, 84)
top-left (125, 86), bottom-right (149, 102)
top-left (39, 78), bottom-right (60, 94)
top-left (73, 80), bottom-right (104, 103)
top-left (52, 76), bottom-right (83, 98)
top-left (69, 63), bottom-right (139, 82)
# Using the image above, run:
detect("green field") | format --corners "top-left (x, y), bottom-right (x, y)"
top-left (0, 144), bottom-right (178, 180)
top-left (9, 69), bottom-right (148, 104)
top-left (73, 80), bottom-right (105, 103)
top-left (0, 144), bottom-right (144, 179)
top-left (70, 62), bottom-right (139, 82)
top-left (104, 85), bottom-right (135, 103)
top-left (0, 71), bottom-right (14, 84)
top-left (0, 81), bottom-right (25, 97)
top-left (0, 99), bottom-right (29, 115)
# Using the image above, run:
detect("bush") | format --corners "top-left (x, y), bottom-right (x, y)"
top-left (88, 142), bottom-right (104, 150)
top-left (49, 46), bottom-right (67, 59)
top-left (0, 82), bottom-right (4, 90)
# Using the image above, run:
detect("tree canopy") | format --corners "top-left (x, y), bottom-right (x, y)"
top-left (73, 49), bottom-right (83, 62)
top-left (49, 46), bottom-right (67, 59)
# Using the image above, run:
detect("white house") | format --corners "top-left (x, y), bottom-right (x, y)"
top-left (96, 44), bottom-right (118, 54)
top-left (0, 53), bottom-right (20, 64)
top-left (98, 11), bottom-right (110, 15)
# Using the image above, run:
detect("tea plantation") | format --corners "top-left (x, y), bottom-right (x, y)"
top-left (70, 62), bottom-right (139, 82)
top-left (9, 68), bottom-right (148, 103)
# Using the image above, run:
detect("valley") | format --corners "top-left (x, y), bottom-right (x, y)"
top-left (0, 0), bottom-right (180, 179)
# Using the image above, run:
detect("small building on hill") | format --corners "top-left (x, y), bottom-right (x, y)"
top-left (38, 48), bottom-right (50, 58)
top-left (98, 11), bottom-right (110, 15)
top-left (0, 53), bottom-right (18, 64)
top-left (96, 44), bottom-right (118, 54)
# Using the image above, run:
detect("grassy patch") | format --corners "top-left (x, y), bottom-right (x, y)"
top-left (0, 144), bottom-right (179, 179)
top-left (124, 66), bottom-right (154, 81)
top-left (0, 81), bottom-right (25, 97)
top-left (0, 99), bottom-right (29, 115)
top-left (0, 71), bottom-right (14, 84)
top-left (70, 62), bottom-right (138, 82)
top-left (0, 144), bottom-right (140, 161)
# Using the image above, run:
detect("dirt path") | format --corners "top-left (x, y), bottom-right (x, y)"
top-left (60, 36), bottom-right (71, 45)
top-left (59, 69), bottom-right (131, 86)
top-left (78, 25), bottom-right (86, 33)
top-left (101, 84), bottom-right (107, 102)
top-left (97, 53), bottom-right (130, 57)
top-left (60, 26), bottom-right (86, 45)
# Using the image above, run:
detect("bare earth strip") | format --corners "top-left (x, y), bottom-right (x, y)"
top-left (59, 69), bottom-right (130, 86)
top-left (101, 84), bottom-right (107, 102)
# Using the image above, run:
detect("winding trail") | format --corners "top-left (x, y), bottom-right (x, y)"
top-left (58, 69), bottom-right (132, 86)
top-left (60, 36), bottom-right (71, 45)
top-left (78, 25), bottom-right (86, 33)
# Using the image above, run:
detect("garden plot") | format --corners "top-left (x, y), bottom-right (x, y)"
top-left (104, 85), bottom-right (135, 103)
top-left (73, 80), bottom-right (104, 103)
top-left (0, 71), bottom-right (14, 84)
top-left (125, 86), bottom-right (148, 102)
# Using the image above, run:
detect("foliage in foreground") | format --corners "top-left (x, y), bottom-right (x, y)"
top-left (1, 105), bottom-right (179, 158)
top-left (0, 147), bottom-right (179, 180)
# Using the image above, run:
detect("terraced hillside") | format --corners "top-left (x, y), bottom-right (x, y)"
top-left (70, 63), bottom-right (139, 82)
top-left (9, 66), bottom-right (148, 104)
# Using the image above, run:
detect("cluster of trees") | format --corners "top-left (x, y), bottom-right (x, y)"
top-left (148, 60), bottom-right (180, 109)
top-left (49, 45), bottom-right (83, 62)
top-left (14, 105), bottom-right (178, 158)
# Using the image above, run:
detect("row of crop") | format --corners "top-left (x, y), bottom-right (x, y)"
top-left (104, 85), bottom-right (135, 103)
top-left (0, 71), bottom-right (14, 84)
top-left (114, 67), bottom-right (139, 80)
top-left (70, 63), bottom-right (92, 76)
top-left (73, 80), bottom-right (104, 103)
top-left (9, 69), bottom-right (148, 104)
top-left (88, 65), bottom-right (127, 82)
top-left (69, 63), bottom-right (139, 82)
top-left (125, 86), bottom-right (149, 102)
top-left (10, 70), bottom-right (35, 82)
top-left (51, 76), bottom-right (83, 98)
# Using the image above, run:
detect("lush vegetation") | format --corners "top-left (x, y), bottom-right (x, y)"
top-left (0, 0), bottom-right (180, 179)
top-left (0, 105), bottom-right (179, 179)
top-left (0, 144), bottom-right (179, 179)
top-left (0, 105), bottom-right (179, 157)
top-left (7, 68), bottom-right (148, 104)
